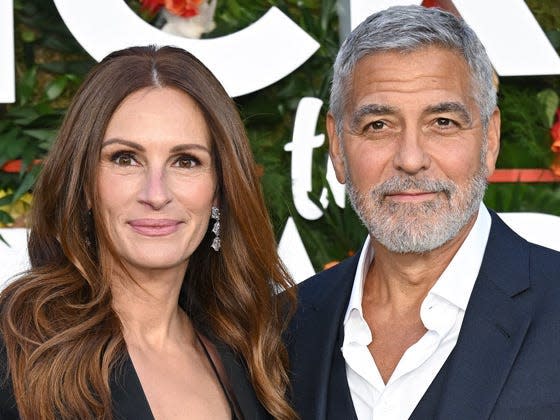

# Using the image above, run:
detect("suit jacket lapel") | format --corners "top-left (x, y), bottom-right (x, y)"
top-left (287, 253), bottom-right (360, 420)
top-left (412, 212), bottom-right (533, 419)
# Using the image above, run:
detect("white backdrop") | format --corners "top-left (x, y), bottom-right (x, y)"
top-left (1, 212), bottom-right (559, 286)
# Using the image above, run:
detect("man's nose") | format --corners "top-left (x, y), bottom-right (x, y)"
top-left (392, 128), bottom-right (431, 175)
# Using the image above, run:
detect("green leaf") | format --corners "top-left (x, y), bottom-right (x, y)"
top-left (21, 30), bottom-right (36, 43)
top-left (0, 130), bottom-right (25, 159)
top-left (0, 121), bottom-right (10, 133)
top-left (11, 166), bottom-right (40, 202)
top-left (44, 76), bottom-right (68, 100)
top-left (0, 210), bottom-right (14, 225)
top-left (0, 194), bottom-right (14, 207)
top-left (22, 129), bottom-right (57, 142)
top-left (536, 89), bottom-right (559, 127)
top-left (7, 106), bottom-right (41, 125)
top-left (16, 67), bottom-right (37, 106)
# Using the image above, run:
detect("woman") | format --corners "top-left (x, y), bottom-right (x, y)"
top-left (0, 46), bottom-right (296, 419)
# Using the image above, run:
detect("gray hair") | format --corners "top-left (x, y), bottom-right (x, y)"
top-left (330, 5), bottom-right (497, 136)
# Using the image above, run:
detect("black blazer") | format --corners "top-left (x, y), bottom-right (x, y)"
top-left (0, 337), bottom-right (270, 419)
top-left (286, 211), bottom-right (560, 420)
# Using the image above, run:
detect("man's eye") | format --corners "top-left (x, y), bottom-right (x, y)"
top-left (367, 121), bottom-right (386, 130)
top-left (436, 118), bottom-right (453, 127)
top-left (111, 152), bottom-right (137, 166)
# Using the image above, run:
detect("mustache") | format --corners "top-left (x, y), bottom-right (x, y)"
top-left (371, 176), bottom-right (456, 199)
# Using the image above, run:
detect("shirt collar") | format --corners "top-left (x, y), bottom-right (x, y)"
top-left (343, 203), bottom-right (492, 325)
top-left (343, 235), bottom-right (374, 325)
top-left (428, 203), bottom-right (491, 311)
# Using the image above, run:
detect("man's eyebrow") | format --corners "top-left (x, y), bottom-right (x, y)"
top-left (101, 138), bottom-right (145, 151)
top-left (349, 104), bottom-right (398, 131)
top-left (426, 102), bottom-right (472, 125)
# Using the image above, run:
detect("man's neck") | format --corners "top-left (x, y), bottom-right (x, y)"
top-left (360, 213), bottom-right (478, 383)
top-left (364, 212), bottom-right (478, 308)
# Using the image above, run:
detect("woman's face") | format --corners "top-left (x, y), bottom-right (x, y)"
top-left (97, 87), bottom-right (217, 274)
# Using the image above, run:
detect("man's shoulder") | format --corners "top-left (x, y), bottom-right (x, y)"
top-left (489, 211), bottom-right (560, 281)
top-left (527, 241), bottom-right (560, 285)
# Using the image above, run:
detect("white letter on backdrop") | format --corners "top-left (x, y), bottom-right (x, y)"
top-left (285, 97), bottom-right (346, 220)
top-left (0, 0), bottom-right (15, 103)
top-left (284, 97), bottom-right (326, 220)
top-left (277, 217), bottom-right (316, 283)
top-left (52, 0), bottom-right (319, 97)
top-left (342, 0), bottom-right (560, 76)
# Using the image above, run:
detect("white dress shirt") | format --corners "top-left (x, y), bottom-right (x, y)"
top-left (341, 204), bottom-right (492, 420)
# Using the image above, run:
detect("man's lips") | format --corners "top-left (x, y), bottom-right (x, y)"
top-left (128, 219), bottom-right (182, 236)
top-left (384, 191), bottom-right (439, 203)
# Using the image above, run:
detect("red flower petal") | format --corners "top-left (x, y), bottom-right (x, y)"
top-left (1, 160), bottom-right (22, 173)
top-left (140, 0), bottom-right (164, 15)
top-left (164, 0), bottom-right (203, 17)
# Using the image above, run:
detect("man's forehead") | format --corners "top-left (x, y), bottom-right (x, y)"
top-left (344, 47), bottom-right (476, 109)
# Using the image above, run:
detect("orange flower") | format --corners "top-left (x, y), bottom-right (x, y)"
top-left (550, 109), bottom-right (560, 175)
top-left (140, 0), bottom-right (164, 15)
top-left (1, 159), bottom-right (41, 173)
top-left (551, 154), bottom-right (560, 177)
top-left (164, 0), bottom-right (203, 18)
top-left (551, 121), bottom-right (560, 153)
top-left (323, 261), bottom-right (340, 270)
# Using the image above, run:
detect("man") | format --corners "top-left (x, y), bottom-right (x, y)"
top-left (286, 5), bottom-right (560, 420)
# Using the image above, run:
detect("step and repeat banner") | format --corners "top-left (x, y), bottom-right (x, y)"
top-left (1, 0), bottom-right (560, 283)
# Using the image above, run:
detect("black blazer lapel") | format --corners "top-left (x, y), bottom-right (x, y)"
top-left (287, 253), bottom-right (360, 420)
top-left (213, 340), bottom-right (270, 420)
top-left (111, 356), bottom-right (155, 420)
top-left (112, 341), bottom-right (268, 420)
top-left (412, 213), bottom-right (533, 419)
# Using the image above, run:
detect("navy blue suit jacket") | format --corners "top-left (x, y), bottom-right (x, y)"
top-left (286, 212), bottom-right (560, 419)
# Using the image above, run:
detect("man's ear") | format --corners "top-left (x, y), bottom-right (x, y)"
top-left (485, 107), bottom-right (501, 176)
top-left (326, 112), bottom-right (347, 184)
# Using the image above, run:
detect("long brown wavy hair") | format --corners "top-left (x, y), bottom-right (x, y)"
top-left (0, 45), bottom-right (296, 419)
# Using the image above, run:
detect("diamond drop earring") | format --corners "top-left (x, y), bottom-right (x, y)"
top-left (210, 206), bottom-right (221, 252)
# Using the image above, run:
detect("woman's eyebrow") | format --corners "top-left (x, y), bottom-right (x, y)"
top-left (169, 144), bottom-right (211, 154)
top-left (101, 138), bottom-right (145, 151)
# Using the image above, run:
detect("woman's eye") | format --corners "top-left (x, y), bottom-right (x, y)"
top-left (174, 155), bottom-right (199, 168)
top-left (111, 152), bottom-right (137, 166)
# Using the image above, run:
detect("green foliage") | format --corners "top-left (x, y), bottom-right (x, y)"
top-left (3, 0), bottom-right (560, 267)
top-left (485, 183), bottom-right (560, 216)
top-left (4, 1), bottom-right (92, 178)
top-left (497, 81), bottom-right (554, 168)
top-left (219, 0), bottom-right (351, 267)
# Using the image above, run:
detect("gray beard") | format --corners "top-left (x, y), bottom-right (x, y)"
top-left (345, 164), bottom-right (488, 254)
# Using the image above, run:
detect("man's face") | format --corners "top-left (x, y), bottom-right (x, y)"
top-left (327, 46), bottom-right (500, 254)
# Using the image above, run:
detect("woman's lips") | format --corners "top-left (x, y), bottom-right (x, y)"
top-left (128, 219), bottom-right (182, 236)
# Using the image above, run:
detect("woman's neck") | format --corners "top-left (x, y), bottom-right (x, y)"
top-left (110, 266), bottom-right (194, 351)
